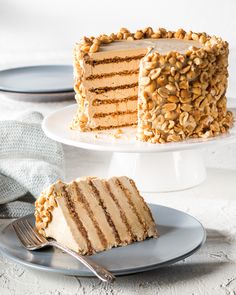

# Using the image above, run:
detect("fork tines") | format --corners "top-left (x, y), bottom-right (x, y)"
top-left (12, 219), bottom-right (46, 249)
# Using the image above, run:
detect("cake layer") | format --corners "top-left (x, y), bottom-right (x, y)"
top-left (88, 83), bottom-right (138, 95)
top-left (89, 111), bottom-right (137, 129)
top-left (92, 96), bottom-right (137, 106)
top-left (35, 176), bottom-right (158, 254)
top-left (85, 69), bottom-right (139, 80)
top-left (82, 72), bottom-right (139, 89)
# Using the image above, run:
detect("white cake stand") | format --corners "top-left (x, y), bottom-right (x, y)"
top-left (42, 104), bottom-right (236, 192)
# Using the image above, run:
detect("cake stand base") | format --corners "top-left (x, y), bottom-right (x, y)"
top-left (108, 150), bottom-right (206, 192)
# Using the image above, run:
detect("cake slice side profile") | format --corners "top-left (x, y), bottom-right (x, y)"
top-left (72, 39), bottom-right (148, 131)
top-left (35, 176), bottom-right (158, 255)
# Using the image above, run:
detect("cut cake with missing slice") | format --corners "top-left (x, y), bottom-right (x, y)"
top-left (35, 176), bottom-right (158, 255)
top-left (71, 27), bottom-right (233, 144)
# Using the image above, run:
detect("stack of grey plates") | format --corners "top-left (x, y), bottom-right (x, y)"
top-left (0, 65), bottom-right (74, 102)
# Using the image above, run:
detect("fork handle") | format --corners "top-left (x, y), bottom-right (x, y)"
top-left (48, 240), bottom-right (115, 282)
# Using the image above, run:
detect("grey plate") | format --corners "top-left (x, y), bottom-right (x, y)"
top-left (0, 90), bottom-right (74, 103)
top-left (0, 65), bottom-right (73, 93)
top-left (0, 205), bottom-right (206, 276)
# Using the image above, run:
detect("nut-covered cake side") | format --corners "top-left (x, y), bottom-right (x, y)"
top-left (138, 32), bottom-right (234, 143)
top-left (35, 182), bottom-right (62, 236)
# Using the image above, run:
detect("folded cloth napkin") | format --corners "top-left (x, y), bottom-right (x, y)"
top-left (0, 112), bottom-right (65, 218)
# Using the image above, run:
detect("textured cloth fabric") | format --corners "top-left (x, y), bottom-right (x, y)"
top-left (0, 112), bottom-right (65, 218)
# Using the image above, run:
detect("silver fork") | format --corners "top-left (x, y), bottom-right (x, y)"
top-left (12, 219), bottom-right (115, 282)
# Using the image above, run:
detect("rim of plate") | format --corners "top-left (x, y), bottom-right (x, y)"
top-left (0, 205), bottom-right (206, 276)
top-left (0, 65), bottom-right (74, 93)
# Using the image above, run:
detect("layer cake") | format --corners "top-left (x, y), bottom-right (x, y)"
top-left (71, 27), bottom-right (233, 143)
top-left (35, 176), bottom-right (158, 255)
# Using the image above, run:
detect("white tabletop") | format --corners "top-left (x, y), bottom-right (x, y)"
top-left (1, 75), bottom-right (236, 295)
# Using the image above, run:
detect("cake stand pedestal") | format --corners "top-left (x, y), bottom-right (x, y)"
top-left (42, 104), bottom-right (236, 192)
top-left (108, 150), bottom-right (206, 192)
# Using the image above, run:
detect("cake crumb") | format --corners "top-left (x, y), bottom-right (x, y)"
top-left (116, 129), bottom-right (123, 134)
top-left (111, 128), bottom-right (124, 139)
top-left (113, 134), bottom-right (121, 139)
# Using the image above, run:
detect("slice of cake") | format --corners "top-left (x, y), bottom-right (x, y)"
top-left (71, 27), bottom-right (233, 143)
top-left (35, 176), bottom-right (158, 255)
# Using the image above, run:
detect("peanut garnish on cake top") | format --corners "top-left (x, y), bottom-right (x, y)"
top-left (35, 176), bottom-right (158, 255)
top-left (71, 27), bottom-right (233, 143)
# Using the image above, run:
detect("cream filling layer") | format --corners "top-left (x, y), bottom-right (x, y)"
top-left (84, 87), bottom-right (139, 101)
top-left (89, 100), bottom-right (137, 116)
top-left (45, 197), bottom-right (88, 254)
top-left (79, 60), bottom-right (142, 77)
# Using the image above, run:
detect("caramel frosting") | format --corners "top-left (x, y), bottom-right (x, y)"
top-left (88, 38), bottom-right (202, 59)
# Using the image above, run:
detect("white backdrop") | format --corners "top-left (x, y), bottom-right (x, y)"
top-left (0, 0), bottom-right (236, 96)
